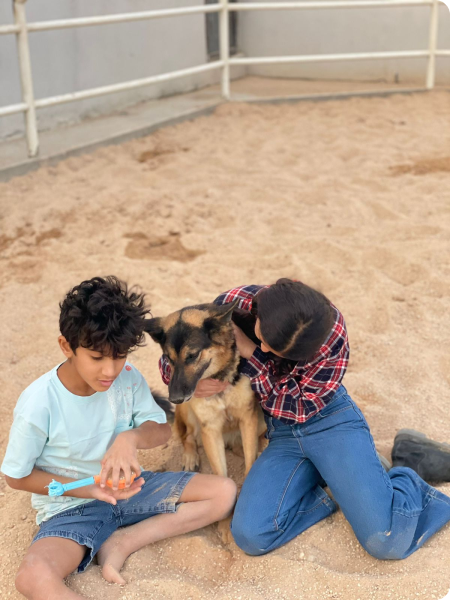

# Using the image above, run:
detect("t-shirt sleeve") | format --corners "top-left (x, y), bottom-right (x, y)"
top-left (1, 412), bottom-right (49, 479)
top-left (132, 371), bottom-right (167, 427)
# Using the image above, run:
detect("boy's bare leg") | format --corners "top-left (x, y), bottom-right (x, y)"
top-left (15, 537), bottom-right (86, 600)
top-left (97, 474), bottom-right (236, 585)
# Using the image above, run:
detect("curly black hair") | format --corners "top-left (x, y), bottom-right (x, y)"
top-left (59, 276), bottom-right (150, 358)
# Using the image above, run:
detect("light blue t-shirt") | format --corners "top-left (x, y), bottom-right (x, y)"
top-left (1, 362), bottom-right (166, 524)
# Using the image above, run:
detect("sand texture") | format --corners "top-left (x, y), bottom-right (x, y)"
top-left (0, 90), bottom-right (450, 599)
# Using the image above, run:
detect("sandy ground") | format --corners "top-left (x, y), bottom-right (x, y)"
top-left (0, 89), bottom-right (450, 600)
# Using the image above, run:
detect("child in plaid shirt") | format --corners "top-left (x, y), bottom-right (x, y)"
top-left (160, 278), bottom-right (450, 560)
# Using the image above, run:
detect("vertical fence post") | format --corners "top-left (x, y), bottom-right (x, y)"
top-left (426, 0), bottom-right (439, 89)
top-left (220, 0), bottom-right (230, 99)
top-left (13, 0), bottom-right (39, 157)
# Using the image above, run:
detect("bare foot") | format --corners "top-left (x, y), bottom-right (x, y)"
top-left (97, 531), bottom-right (129, 585)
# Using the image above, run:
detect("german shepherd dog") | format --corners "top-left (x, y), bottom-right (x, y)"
top-left (144, 301), bottom-right (266, 478)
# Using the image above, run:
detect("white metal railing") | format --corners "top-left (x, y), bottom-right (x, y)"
top-left (0, 0), bottom-right (448, 158)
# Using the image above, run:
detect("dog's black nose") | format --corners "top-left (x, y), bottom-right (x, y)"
top-left (169, 395), bottom-right (193, 404)
top-left (169, 394), bottom-right (192, 404)
top-left (169, 398), bottom-right (185, 405)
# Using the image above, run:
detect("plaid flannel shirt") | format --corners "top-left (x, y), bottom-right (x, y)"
top-left (159, 284), bottom-right (350, 425)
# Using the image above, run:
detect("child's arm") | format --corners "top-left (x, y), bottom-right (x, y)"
top-left (99, 421), bottom-right (171, 491)
top-left (4, 467), bottom-right (144, 505)
top-left (125, 420), bottom-right (171, 450)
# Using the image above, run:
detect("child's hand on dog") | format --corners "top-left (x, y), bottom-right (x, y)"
top-left (192, 322), bottom-right (259, 399)
top-left (232, 323), bottom-right (257, 359)
top-left (100, 431), bottom-right (142, 490)
top-left (194, 379), bottom-right (230, 398)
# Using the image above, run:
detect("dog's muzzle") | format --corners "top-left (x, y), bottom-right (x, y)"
top-left (169, 394), bottom-right (193, 405)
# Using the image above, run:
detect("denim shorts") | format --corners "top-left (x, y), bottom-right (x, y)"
top-left (32, 470), bottom-right (195, 572)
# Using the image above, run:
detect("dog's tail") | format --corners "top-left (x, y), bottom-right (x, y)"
top-left (153, 393), bottom-right (175, 424)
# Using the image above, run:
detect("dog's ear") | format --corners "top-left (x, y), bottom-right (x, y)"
top-left (211, 299), bottom-right (239, 321)
top-left (204, 300), bottom-right (238, 334)
top-left (143, 317), bottom-right (166, 346)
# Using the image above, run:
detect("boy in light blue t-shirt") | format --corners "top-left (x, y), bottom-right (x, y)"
top-left (1, 276), bottom-right (236, 600)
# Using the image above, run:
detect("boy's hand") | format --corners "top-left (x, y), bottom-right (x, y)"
top-left (194, 379), bottom-right (230, 398)
top-left (100, 430), bottom-right (141, 490)
top-left (89, 477), bottom-right (145, 505)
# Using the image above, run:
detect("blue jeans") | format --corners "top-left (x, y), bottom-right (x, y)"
top-left (231, 385), bottom-right (450, 559)
top-left (33, 470), bottom-right (195, 572)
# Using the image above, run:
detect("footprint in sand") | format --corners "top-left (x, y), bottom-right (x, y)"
top-left (137, 144), bottom-right (190, 171)
top-left (390, 156), bottom-right (450, 176)
top-left (366, 199), bottom-right (400, 221)
top-left (124, 232), bottom-right (203, 263)
top-left (364, 248), bottom-right (426, 287)
top-left (7, 258), bottom-right (43, 284)
top-left (35, 228), bottom-right (62, 245)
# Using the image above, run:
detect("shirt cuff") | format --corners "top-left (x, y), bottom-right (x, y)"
top-left (240, 347), bottom-right (271, 378)
top-left (133, 413), bottom-right (167, 428)
top-left (1, 465), bottom-right (33, 479)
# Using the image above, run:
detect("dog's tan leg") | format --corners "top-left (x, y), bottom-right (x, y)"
top-left (231, 441), bottom-right (245, 458)
top-left (182, 429), bottom-right (200, 472)
top-left (217, 515), bottom-right (234, 545)
top-left (201, 429), bottom-right (228, 477)
top-left (239, 409), bottom-right (260, 476)
top-left (178, 406), bottom-right (200, 472)
top-left (258, 432), bottom-right (268, 455)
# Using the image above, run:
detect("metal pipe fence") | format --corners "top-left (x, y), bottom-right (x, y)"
top-left (0, 0), bottom-right (447, 158)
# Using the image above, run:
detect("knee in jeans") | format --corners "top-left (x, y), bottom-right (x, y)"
top-left (360, 532), bottom-right (405, 560)
top-left (231, 514), bottom-right (274, 556)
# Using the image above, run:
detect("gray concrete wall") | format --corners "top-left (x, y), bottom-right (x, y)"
top-left (237, 0), bottom-right (450, 85)
top-left (1, 1), bottom-right (449, 142)
top-left (0, 0), bottom-right (227, 140)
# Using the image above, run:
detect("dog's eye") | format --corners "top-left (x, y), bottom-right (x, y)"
top-left (185, 351), bottom-right (200, 363)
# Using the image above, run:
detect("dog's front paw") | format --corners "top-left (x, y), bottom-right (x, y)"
top-left (217, 517), bottom-right (234, 545)
top-left (182, 452), bottom-right (200, 472)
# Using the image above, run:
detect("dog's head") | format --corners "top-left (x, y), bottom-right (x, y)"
top-left (144, 301), bottom-right (238, 404)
